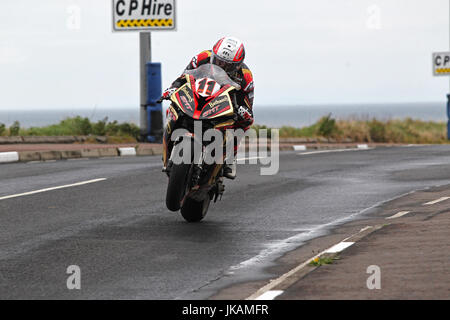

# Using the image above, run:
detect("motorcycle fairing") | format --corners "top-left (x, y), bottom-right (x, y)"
top-left (171, 74), bottom-right (235, 120)
top-left (199, 86), bottom-right (234, 120)
top-left (171, 75), bottom-right (197, 117)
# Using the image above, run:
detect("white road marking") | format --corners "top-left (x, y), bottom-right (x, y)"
top-left (324, 241), bottom-right (355, 253)
top-left (254, 290), bottom-right (284, 300)
top-left (236, 156), bottom-right (268, 162)
top-left (246, 234), bottom-right (364, 300)
top-left (359, 226), bottom-right (373, 232)
top-left (357, 144), bottom-right (369, 149)
top-left (0, 178), bottom-right (107, 201)
top-left (25, 161), bottom-right (41, 164)
top-left (245, 189), bottom-right (424, 299)
top-left (423, 197), bottom-right (450, 205)
top-left (386, 211), bottom-right (410, 219)
top-left (298, 148), bottom-right (373, 155)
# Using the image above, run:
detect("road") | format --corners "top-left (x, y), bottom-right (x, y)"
top-left (1, 145), bottom-right (450, 299)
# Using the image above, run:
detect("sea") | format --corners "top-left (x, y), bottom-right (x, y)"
top-left (0, 102), bottom-right (447, 129)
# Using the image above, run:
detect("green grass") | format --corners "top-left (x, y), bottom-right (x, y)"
top-left (0, 116), bottom-right (140, 143)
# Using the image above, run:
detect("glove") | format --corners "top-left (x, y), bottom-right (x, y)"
top-left (161, 87), bottom-right (177, 101)
top-left (236, 106), bottom-right (253, 121)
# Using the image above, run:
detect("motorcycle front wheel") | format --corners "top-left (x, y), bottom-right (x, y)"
top-left (180, 197), bottom-right (211, 222)
top-left (166, 163), bottom-right (192, 211)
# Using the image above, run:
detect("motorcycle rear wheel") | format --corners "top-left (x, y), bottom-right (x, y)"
top-left (180, 197), bottom-right (211, 222)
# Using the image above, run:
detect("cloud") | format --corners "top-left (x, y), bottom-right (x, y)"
top-left (0, 45), bottom-right (28, 64)
top-left (0, 0), bottom-right (449, 109)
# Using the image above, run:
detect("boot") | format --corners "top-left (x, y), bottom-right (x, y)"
top-left (223, 162), bottom-right (236, 180)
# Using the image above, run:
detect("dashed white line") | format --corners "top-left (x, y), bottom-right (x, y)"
top-left (246, 237), bottom-right (362, 300)
top-left (298, 148), bottom-right (373, 155)
top-left (324, 241), bottom-right (355, 254)
top-left (254, 290), bottom-right (284, 300)
top-left (0, 178), bottom-right (107, 201)
top-left (236, 156), bottom-right (268, 162)
top-left (423, 197), bottom-right (450, 205)
top-left (386, 211), bottom-right (410, 220)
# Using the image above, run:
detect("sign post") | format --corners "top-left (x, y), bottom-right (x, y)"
top-left (112, 0), bottom-right (176, 142)
top-left (140, 32), bottom-right (151, 140)
top-left (432, 51), bottom-right (450, 140)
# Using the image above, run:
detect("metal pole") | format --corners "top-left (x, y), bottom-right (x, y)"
top-left (140, 32), bottom-right (151, 140)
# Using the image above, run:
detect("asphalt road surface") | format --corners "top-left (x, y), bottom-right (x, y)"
top-left (1, 145), bottom-right (450, 299)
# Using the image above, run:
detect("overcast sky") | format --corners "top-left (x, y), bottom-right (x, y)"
top-left (0, 0), bottom-right (449, 110)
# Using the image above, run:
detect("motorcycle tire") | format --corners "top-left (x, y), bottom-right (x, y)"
top-left (166, 163), bottom-right (192, 211)
top-left (180, 197), bottom-right (211, 222)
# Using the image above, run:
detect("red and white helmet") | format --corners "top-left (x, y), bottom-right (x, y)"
top-left (211, 36), bottom-right (245, 73)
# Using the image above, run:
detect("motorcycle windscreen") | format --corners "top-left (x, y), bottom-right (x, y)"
top-left (171, 83), bottom-right (196, 117)
top-left (199, 92), bottom-right (234, 119)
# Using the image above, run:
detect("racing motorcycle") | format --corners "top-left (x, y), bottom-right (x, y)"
top-left (160, 64), bottom-right (241, 223)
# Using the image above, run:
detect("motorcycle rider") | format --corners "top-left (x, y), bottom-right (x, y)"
top-left (161, 36), bottom-right (254, 179)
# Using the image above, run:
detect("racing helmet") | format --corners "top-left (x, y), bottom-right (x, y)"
top-left (211, 37), bottom-right (245, 73)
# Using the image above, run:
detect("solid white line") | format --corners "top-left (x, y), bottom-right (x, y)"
top-left (324, 241), bottom-right (355, 254)
top-left (386, 211), bottom-right (410, 220)
top-left (0, 178), bottom-right (107, 201)
top-left (423, 197), bottom-right (450, 205)
top-left (298, 148), bottom-right (373, 155)
top-left (25, 161), bottom-right (41, 164)
top-left (254, 290), bottom-right (284, 300)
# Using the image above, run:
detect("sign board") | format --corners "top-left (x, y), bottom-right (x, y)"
top-left (112, 0), bottom-right (176, 32)
top-left (433, 52), bottom-right (450, 76)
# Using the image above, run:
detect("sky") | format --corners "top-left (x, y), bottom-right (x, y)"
top-left (0, 0), bottom-right (449, 110)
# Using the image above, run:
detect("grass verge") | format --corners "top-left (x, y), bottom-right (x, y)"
top-left (0, 114), bottom-right (448, 144)
top-left (253, 114), bottom-right (448, 144)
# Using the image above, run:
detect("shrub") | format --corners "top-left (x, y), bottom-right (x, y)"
top-left (0, 123), bottom-right (5, 136)
top-left (317, 114), bottom-right (337, 137)
top-left (92, 117), bottom-right (108, 136)
top-left (368, 119), bottom-right (386, 142)
top-left (9, 121), bottom-right (20, 136)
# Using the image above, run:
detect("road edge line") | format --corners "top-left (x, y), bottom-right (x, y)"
top-left (246, 224), bottom-right (385, 300)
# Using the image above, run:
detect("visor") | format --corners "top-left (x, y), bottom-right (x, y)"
top-left (211, 53), bottom-right (241, 73)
